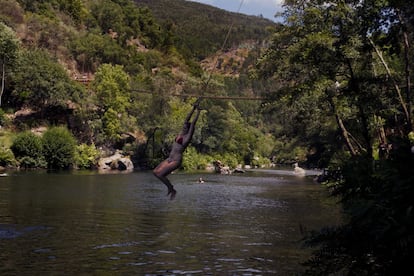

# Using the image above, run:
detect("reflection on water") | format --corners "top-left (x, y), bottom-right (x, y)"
top-left (0, 170), bottom-right (341, 275)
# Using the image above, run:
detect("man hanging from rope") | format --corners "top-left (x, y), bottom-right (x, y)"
top-left (153, 98), bottom-right (202, 200)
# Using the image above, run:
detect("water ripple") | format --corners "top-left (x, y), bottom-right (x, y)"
top-left (93, 241), bottom-right (142, 249)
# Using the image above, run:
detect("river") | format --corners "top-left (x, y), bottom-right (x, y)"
top-left (0, 169), bottom-right (341, 275)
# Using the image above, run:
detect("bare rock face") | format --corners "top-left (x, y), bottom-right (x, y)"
top-left (98, 151), bottom-right (134, 173)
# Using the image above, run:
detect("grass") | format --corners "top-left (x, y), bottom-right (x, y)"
top-left (0, 129), bottom-right (15, 148)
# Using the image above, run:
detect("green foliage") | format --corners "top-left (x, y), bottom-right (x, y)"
top-left (85, 0), bottom-right (163, 48)
top-left (42, 126), bottom-right (77, 170)
top-left (200, 101), bottom-right (270, 164)
top-left (0, 0), bottom-right (25, 28)
top-left (102, 108), bottom-right (121, 142)
top-left (266, 1), bottom-right (414, 274)
top-left (0, 18), bottom-right (21, 60)
top-left (3, 5), bottom-right (411, 276)
top-left (250, 154), bottom-right (271, 168)
top-left (11, 131), bottom-right (42, 158)
top-left (70, 32), bottom-right (126, 72)
top-left (304, 145), bottom-right (414, 275)
top-left (181, 146), bottom-right (211, 171)
top-left (137, 0), bottom-right (276, 59)
top-left (408, 132), bottom-right (414, 144)
top-left (212, 152), bottom-right (240, 169)
top-left (0, 22), bottom-right (21, 107)
top-left (58, 0), bottom-right (85, 24)
top-left (0, 108), bottom-right (7, 126)
top-left (93, 64), bottom-right (130, 112)
top-left (17, 0), bottom-right (85, 23)
top-left (89, 64), bottom-right (132, 144)
top-left (11, 131), bottom-right (46, 168)
top-left (11, 49), bottom-right (84, 109)
top-left (74, 143), bottom-right (99, 169)
top-left (0, 147), bottom-right (16, 167)
top-left (68, 1), bottom-right (171, 73)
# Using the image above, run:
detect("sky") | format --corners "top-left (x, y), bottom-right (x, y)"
top-left (187, 0), bottom-right (285, 22)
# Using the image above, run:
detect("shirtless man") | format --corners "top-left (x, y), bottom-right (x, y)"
top-left (153, 100), bottom-right (202, 199)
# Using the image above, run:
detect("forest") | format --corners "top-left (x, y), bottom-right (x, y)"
top-left (0, 0), bottom-right (280, 170)
top-left (1, 0), bottom-right (413, 274)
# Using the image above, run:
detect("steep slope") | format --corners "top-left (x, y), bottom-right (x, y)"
top-left (135, 0), bottom-right (278, 60)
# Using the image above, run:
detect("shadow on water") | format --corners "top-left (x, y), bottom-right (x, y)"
top-left (0, 169), bottom-right (341, 275)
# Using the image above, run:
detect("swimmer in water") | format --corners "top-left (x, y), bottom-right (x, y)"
top-left (153, 99), bottom-right (202, 199)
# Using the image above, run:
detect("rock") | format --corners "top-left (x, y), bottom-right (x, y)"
top-left (233, 168), bottom-right (245, 173)
top-left (213, 160), bottom-right (232, 174)
top-left (117, 157), bottom-right (134, 171)
top-left (98, 151), bottom-right (134, 173)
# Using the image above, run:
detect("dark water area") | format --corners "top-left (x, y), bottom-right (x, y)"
top-left (0, 169), bottom-right (342, 275)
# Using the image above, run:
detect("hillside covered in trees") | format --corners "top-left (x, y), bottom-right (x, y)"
top-left (0, 0), bottom-right (279, 170)
top-left (135, 0), bottom-right (275, 59)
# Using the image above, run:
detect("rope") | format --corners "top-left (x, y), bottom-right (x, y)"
top-left (130, 89), bottom-right (263, 100)
top-left (202, 0), bottom-right (245, 91)
top-left (130, 1), bottom-right (252, 104)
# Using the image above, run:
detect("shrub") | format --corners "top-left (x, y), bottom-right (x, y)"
top-left (0, 147), bottom-right (16, 167)
top-left (11, 131), bottom-right (45, 168)
top-left (19, 156), bottom-right (47, 168)
top-left (251, 154), bottom-right (271, 168)
top-left (0, 108), bottom-right (5, 126)
top-left (0, 108), bottom-right (12, 128)
top-left (74, 143), bottom-right (100, 169)
top-left (42, 127), bottom-right (77, 170)
top-left (182, 146), bottom-right (210, 171)
top-left (213, 152), bottom-right (240, 169)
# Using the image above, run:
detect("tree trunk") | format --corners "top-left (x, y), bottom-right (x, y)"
top-left (357, 103), bottom-right (372, 156)
top-left (399, 10), bottom-right (412, 132)
top-left (336, 112), bottom-right (358, 156)
top-left (369, 37), bottom-right (411, 131)
top-left (0, 61), bottom-right (5, 107)
top-left (327, 90), bottom-right (358, 156)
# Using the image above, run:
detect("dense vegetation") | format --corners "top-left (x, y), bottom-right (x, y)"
top-left (135, 0), bottom-right (276, 59)
top-left (256, 0), bottom-right (414, 274)
top-left (0, 0), bottom-right (278, 170)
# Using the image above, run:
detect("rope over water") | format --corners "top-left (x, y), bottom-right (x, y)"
top-left (130, 89), bottom-right (264, 100)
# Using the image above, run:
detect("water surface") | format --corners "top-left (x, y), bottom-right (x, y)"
top-left (0, 170), bottom-right (341, 275)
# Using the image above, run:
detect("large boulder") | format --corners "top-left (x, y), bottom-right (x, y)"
top-left (98, 151), bottom-right (134, 173)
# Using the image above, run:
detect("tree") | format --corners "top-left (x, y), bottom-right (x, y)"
top-left (257, 1), bottom-right (414, 274)
top-left (57, 0), bottom-right (85, 24)
top-left (258, 0), bottom-right (413, 159)
top-left (0, 22), bottom-right (20, 107)
top-left (93, 64), bottom-right (130, 113)
top-left (11, 49), bottom-right (83, 110)
top-left (90, 0), bottom-right (125, 34)
top-left (70, 32), bottom-right (115, 72)
top-left (0, 0), bottom-right (25, 28)
top-left (90, 63), bottom-right (133, 144)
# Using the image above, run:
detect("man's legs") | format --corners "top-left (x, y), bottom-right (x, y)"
top-left (153, 159), bottom-right (179, 200)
